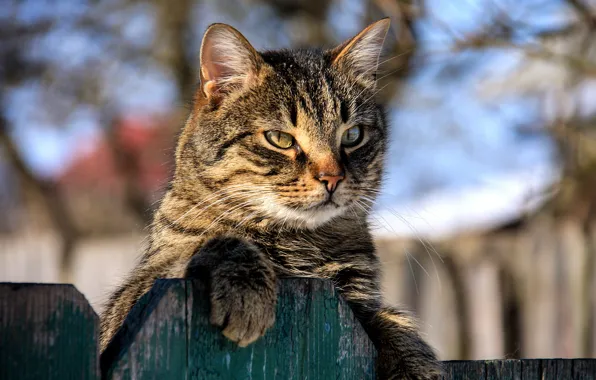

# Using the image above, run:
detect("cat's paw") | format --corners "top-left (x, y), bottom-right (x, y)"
top-left (209, 266), bottom-right (277, 347)
top-left (377, 348), bottom-right (443, 380)
top-left (188, 236), bottom-right (278, 347)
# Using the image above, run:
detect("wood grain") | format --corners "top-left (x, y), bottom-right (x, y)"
top-left (186, 278), bottom-right (377, 379)
top-left (2, 280), bottom-right (596, 379)
top-left (101, 280), bottom-right (188, 380)
top-left (101, 278), bottom-right (376, 379)
top-left (0, 283), bottom-right (99, 380)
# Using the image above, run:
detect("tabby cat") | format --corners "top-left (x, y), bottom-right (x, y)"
top-left (100, 19), bottom-right (441, 379)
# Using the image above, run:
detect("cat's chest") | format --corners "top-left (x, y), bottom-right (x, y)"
top-left (248, 228), bottom-right (368, 275)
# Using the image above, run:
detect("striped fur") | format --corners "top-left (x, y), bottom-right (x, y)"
top-left (100, 19), bottom-right (441, 379)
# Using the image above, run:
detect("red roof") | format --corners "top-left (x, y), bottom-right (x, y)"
top-left (58, 114), bottom-right (175, 195)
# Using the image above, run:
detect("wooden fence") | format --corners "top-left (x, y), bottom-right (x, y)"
top-left (0, 279), bottom-right (594, 379)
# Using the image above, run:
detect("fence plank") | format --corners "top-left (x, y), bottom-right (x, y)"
top-left (520, 359), bottom-right (543, 378)
top-left (186, 278), bottom-right (376, 379)
top-left (486, 359), bottom-right (521, 380)
top-left (100, 280), bottom-right (188, 380)
top-left (443, 360), bottom-right (486, 379)
top-left (101, 278), bottom-right (377, 379)
top-left (573, 359), bottom-right (596, 379)
top-left (0, 283), bottom-right (99, 380)
top-left (550, 359), bottom-right (574, 380)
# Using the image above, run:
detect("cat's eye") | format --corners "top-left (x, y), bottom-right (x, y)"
top-left (265, 130), bottom-right (294, 149)
top-left (341, 126), bottom-right (363, 147)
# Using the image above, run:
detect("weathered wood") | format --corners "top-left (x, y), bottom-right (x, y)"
top-left (102, 278), bottom-right (376, 379)
top-left (485, 359), bottom-right (521, 380)
top-left (2, 280), bottom-right (596, 379)
top-left (520, 359), bottom-right (542, 379)
top-left (101, 280), bottom-right (188, 380)
top-left (440, 359), bottom-right (596, 379)
top-left (186, 278), bottom-right (376, 379)
top-left (0, 283), bottom-right (99, 380)
top-left (573, 359), bottom-right (596, 379)
top-left (548, 359), bottom-right (573, 380)
top-left (520, 359), bottom-right (572, 380)
top-left (443, 360), bottom-right (486, 379)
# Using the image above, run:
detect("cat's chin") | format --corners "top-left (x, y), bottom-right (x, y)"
top-left (260, 202), bottom-right (347, 229)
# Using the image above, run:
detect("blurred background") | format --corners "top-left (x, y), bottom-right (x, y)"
top-left (1, 0), bottom-right (595, 361)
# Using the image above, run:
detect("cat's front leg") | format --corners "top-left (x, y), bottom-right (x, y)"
top-left (370, 306), bottom-right (443, 380)
top-left (331, 264), bottom-right (442, 379)
top-left (185, 236), bottom-right (277, 347)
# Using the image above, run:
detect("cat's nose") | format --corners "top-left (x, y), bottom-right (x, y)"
top-left (317, 172), bottom-right (345, 194)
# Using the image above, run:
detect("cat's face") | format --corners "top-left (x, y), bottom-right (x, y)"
top-left (178, 20), bottom-right (390, 229)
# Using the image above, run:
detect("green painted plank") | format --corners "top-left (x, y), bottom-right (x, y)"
top-left (101, 280), bottom-right (188, 380)
top-left (0, 283), bottom-right (99, 380)
top-left (98, 278), bottom-right (596, 379)
top-left (444, 360), bottom-right (486, 380)
top-left (101, 278), bottom-right (376, 379)
top-left (186, 278), bottom-right (376, 380)
top-left (573, 359), bottom-right (596, 379)
top-left (485, 359), bottom-right (521, 380)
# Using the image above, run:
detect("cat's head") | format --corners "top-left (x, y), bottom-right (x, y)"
top-left (176, 19), bottom-right (390, 229)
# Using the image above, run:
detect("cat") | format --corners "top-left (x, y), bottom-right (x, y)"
top-left (100, 19), bottom-right (442, 379)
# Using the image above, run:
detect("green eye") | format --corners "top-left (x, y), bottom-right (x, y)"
top-left (341, 126), bottom-right (363, 147)
top-left (265, 130), bottom-right (294, 149)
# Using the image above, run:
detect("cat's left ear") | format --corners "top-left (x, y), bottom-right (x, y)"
top-left (329, 18), bottom-right (390, 86)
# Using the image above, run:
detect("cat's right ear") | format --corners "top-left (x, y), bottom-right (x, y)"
top-left (199, 24), bottom-right (262, 101)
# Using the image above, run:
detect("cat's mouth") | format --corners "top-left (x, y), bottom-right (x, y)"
top-left (257, 192), bottom-right (348, 229)
top-left (303, 197), bottom-right (341, 211)
top-left (319, 199), bottom-right (341, 209)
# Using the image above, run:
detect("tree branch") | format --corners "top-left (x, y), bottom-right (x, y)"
top-left (0, 111), bottom-right (80, 282)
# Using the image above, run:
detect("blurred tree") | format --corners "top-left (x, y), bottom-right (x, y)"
top-left (0, 15), bottom-right (82, 282)
top-left (152, 0), bottom-right (195, 103)
top-left (0, 0), bottom-right (187, 280)
top-left (442, 0), bottom-right (596, 357)
top-left (257, 0), bottom-right (334, 45)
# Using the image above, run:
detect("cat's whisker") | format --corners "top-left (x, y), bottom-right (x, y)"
top-left (353, 82), bottom-right (392, 114)
top-left (361, 188), bottom-right (443, 259)
top-left (155, 188), bottom-right (247, 230)
top-left (344, 51), bottom-right (411, 102)
top-left (384, 209), bottom-right (443, 263)
top-left (376, 50), bottom-right (414, 69)
top-left (375, 65), bottom-right (406, 82)
top-left (405, 249), bottom-right (420, 296)
top-left (362, 201), bottom-right (399, 236)
top-left (186, 189), bottom-right (271, 223)
top-left (352, 199), bottom-right (369, 215)
top-left (150, 187), bottom-right (269, 238)
top-left (357, 187), bottom-right (443, 293)
top-left (234, 210), bottom-right (260, 230)
top-left (359, 194), bottom-right (378, 208)
top-left (405, 247), bottom-right (432, 280)
top-left (192, 198), bottom-right (263, 239)
top-left (383, 208), bottom-right (443, 294)
top-left (169, 184), bottom-right (250, 216)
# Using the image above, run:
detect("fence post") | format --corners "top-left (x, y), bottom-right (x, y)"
top-left (101, 278), bottom-right (377, 379)
top-left (0, 283), bottom-right (99, 380)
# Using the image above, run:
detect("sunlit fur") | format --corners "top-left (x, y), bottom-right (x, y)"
top-left (183, 44), bottom-right (388, 229)
top-left (100, 20), bottom-right (441, 379)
